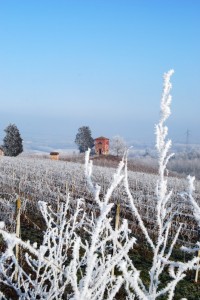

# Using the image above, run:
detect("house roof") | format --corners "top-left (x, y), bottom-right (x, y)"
top-left (94, 136), bottom-right (109, 140)
top-left (50, 152), bottom-right (59, 155)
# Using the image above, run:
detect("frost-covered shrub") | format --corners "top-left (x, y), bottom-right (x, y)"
top-left (119, 70), bottom-right (200, 299)
top-left (0, 151), bottom-right (135, 300)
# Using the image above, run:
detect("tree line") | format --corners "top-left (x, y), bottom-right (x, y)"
top-left (0, 123), bottom-right (126, 158)
top-left (75, 126), bottom-right (127, 156)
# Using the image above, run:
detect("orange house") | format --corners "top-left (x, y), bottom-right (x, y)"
top-left (94, 137), bottom-right (109, 155)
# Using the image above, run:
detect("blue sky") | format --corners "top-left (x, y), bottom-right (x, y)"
top-left (0, 0), bottom-right (200, 151)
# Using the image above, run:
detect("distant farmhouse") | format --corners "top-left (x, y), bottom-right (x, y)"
top-left (0, 147), bottom-right (4, 156)
top-left (50, 152), bottom-right (59, 160)
top-left (94, 137), bottom-right (109, 155)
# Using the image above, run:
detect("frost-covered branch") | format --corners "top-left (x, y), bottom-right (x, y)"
top-left (0, 150), bottom-right (136, 299)
top-left (0, 195), bottom-right (84, 299)
top-left (121, 70), bottom-right (199, 299)
top-left (186, 175), bottom-right (200, 226)
top-left (70, 149), bottom-right (136, 300)
top-left (180, 176), bottom-right (200, 256)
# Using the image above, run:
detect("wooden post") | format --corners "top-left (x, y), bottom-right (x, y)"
top-left (115, 203), bottom-right (120, 231)
top-left (195, 250), bottom-right (200, 283)
top-left (15, 198), bottom-right (21, 282)
top-left (112, 203), bottom-right (120, 277)
top-left (72, 178), bottom-right (76, 196)
top-left (66, 182), bottom-right (69, 194)
top-left (57, 188), bottom-right (60, 225)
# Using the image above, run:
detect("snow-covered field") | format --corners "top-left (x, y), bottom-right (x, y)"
top-left (0, 152), bottom-right (199, 299)
top-left (0, 155), bottom-right (199, 245)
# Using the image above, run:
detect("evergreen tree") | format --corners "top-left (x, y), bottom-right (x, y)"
top-left (3, 124), bottom-right (23, 156)
top-left (75, 126), bottom-right (94, 153)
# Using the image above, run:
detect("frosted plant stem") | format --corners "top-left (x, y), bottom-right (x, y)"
top-left (149, 70), bottom-right (174, 295)
top-left (124, 156), bottom-right (155, 250)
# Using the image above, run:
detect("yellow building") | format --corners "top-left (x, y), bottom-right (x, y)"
top-left (50, 152), bottom-right (59, 160)
top-left (0, 147), bottom-right (4, 156)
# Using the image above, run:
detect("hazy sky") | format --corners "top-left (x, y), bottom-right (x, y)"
top-left (0, 0), bottom-right (200, 151)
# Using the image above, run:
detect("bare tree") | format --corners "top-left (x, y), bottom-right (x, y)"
top-left (110, 135), bottom-right (126, 157)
